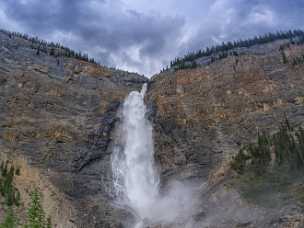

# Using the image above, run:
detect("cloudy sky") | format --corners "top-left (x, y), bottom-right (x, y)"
top-left (0, 0), bottom-right (303, 76)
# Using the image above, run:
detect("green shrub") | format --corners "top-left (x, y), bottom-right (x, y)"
top-left (0, 163), bottom-right (52, 228)
top-left (24, 189), bottom-right (51, 228)
top-left (0, 207), bottom-right (18, 228)
top-left (0, 162), bottom-right (21, 207)
top-left (230, 148), bottom-right (250, 174)
top-left (231, 119), bottom-right (304, 175)
top-left (231, 132), bottom-right (271, 175)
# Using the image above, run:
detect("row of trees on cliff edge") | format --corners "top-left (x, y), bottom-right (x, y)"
top-left (0, 29), bottom-right (96, 64)
top-left (168, 29), bottom-right (304, 71)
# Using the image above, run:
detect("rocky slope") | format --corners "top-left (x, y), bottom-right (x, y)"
top-left (147, 39), bottom-right (304, 227)
top-left (1, 29), bottom-right (304, 228)
top-left (0, 30), bottom-right (147, 227)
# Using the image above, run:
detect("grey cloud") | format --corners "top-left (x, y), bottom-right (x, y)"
top-left (179, 0), bottom-right (304, 56)
top-left (1, 0), bottom-right (185, 75)
top-left (0, 0), bottom-right (303, 76)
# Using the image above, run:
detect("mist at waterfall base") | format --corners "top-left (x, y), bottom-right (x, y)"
top-left (111, 84), bottom-right (199, 227)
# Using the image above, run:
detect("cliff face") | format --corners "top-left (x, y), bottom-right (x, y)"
top-left (148, 39), bottom-right (304, 180)
top-left (147, 40), bottom-right (304, 227)
top-left (1, 29), bottom-right (304, 228)
top-left (0, 30), bottom-right (147, 227)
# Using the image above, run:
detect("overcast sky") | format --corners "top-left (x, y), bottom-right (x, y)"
top-left (0, 0), bottom-right (303, 76)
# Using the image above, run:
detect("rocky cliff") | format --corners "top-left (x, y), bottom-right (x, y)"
top-left (0, 30), bottom-right (147, 227)
top-left (1, 29), bottom-right (304, 228)
top-left (147, 38), bottom-right (304, 227)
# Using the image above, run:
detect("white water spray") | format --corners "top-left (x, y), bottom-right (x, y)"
top-left (112, 84), bottom-right (198, 227)
top-left (112, 84), bottom-right (159, 218)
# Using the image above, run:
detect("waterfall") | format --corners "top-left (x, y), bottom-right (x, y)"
top-left (111, 84), bottom-right (197, 227)
top-left (111, 84), bottom-right (159, 222)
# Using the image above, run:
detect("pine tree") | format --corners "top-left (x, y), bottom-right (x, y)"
top-left (24, 190), bottom-right (49, 228)
top-left (0, 163), bottom-right (20, 207)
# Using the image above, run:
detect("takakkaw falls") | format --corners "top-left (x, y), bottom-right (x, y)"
top-left (111, 84), bottom-right (159, 227)
top-left (111, 84), bottom-right (197, 228)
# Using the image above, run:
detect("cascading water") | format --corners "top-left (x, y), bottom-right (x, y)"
top-left (112, 84), bottom-right (198, 227)
top-left (111, 84), bottom-right (159, 224)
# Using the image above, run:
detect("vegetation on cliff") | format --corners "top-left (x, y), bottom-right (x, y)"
top-left (167, 30), bottom-right (304, 71)
top-left (0, 162), bottom-right (51, 228)
top-left (0, 162), bottom-right (21, 228)
top-left (24, 190), bottom-right (51, 228)
top-left (231, 119), bottom-right (304, 207)
top-left (0, 162), bottom-right (21, 207)
top-left (0, 29), bottom-right (96, 64)
top-left (231, 119), bottom-right (304, 175)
